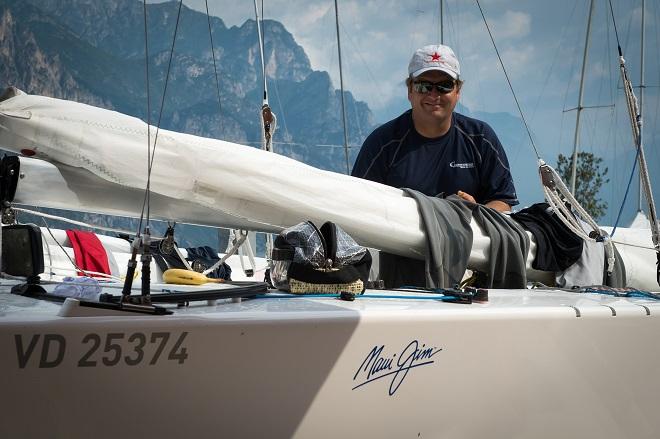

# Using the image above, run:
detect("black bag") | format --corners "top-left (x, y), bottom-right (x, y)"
top-left (151, 244), bottom-right (232, 281)
top-left (270, 221), bottom-right (371, 294)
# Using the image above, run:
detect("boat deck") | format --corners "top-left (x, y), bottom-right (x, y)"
top-left (2, 279), bottom-right (658, 320)
top-left (2, 281), bottom-right (660, 439)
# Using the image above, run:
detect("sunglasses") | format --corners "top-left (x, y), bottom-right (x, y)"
top-left (412, 80), bottom-right (456, 94)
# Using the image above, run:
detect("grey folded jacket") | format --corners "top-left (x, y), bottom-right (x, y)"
top-left (381, 190), bottom-right (530, 289)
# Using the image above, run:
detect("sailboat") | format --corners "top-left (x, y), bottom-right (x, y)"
top-left (1, 1), bottom-right (660, 438)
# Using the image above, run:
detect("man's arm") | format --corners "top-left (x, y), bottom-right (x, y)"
top-left (485, 200), bottom-right (512, 212)
top-left (457, 191), bottom-right (511, 212)
top-left (351, 128), bottom-right (389, 181)
top-left (473, 121), bottom-right (519, 211)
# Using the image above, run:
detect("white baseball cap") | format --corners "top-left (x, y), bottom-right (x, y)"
top-left (408, 44), bottom-right (460, 79)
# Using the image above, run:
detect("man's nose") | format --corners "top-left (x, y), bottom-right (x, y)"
top-left (427, 87), bottom-right (443, 97)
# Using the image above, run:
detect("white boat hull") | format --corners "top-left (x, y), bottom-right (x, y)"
top-left (1, 285), bottom-right (659, 438)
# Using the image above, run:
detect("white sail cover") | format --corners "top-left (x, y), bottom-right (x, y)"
top-left (0, 88), bottom-right (432, 259)
top-left (0, 89), bottom-right (657, 289)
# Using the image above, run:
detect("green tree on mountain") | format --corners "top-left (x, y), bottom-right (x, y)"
top-left (556, 152), bottom-right (609, 220)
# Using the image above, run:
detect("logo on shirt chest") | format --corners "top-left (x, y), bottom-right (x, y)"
top-left (449, 161), bottom-right (475, 169)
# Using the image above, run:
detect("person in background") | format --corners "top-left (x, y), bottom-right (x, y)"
top-left (351, 44), bottom-right (518, 212)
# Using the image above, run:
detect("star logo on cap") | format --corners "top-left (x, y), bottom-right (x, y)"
top-left (430, 52), bottom-right (441, 62)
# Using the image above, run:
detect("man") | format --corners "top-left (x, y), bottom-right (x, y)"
top-left (352, 44), bottom-right (518, 212)
top-left (352, 44), bottom-right (519, 288)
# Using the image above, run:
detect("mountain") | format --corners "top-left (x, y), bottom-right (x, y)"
top-left (1, 0), bottom-right (374, 160)
top-left (1, 0), bottom-right (378, 251)
top-left (0, 0), bottom-right (137, 110)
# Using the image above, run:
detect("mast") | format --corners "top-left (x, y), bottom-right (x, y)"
top-left (570, 0), bottom-right (595, 194)
top-left (637, 0), bottom-right (645, 212)
top-left (334, 0), bottom-right (350, 174)
top-left (253, 0), bottom-right (276, 155)
top-left (440, 0), bottom-right (444, 44)
top-left (253, 0), bottom-right (276, 262)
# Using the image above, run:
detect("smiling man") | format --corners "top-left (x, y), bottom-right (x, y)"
top-left (352, 44), bottom-right (518, 213)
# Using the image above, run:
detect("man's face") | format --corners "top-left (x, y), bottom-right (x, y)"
top-left (407, 70), bottom-right (461, 125)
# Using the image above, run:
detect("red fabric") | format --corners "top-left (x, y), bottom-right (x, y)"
top-left (66, 230), bottom-right (111, 277)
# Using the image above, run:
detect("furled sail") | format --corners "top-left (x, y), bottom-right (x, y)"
top-left (0, 88), bottom-right (656, 289)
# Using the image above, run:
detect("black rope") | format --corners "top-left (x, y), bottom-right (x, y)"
top-left (205, 0), bottom-right (222, 114)
top-left (607, 0), bottom-right (624, 56)
top-left (475, 0), bottom-right (541, 160)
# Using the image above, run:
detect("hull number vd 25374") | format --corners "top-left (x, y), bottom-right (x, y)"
top-left (14, 332), bottom-right (189, 369)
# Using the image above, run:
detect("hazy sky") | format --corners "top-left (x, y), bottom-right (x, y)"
top-left (162, 0), bottom-right (659, 223)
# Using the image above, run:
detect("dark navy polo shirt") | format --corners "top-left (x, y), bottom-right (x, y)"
top-left (351, 110), bottom-right (518, 206)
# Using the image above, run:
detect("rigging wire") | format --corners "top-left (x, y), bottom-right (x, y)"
top-left (253, 0), bottom-right (276, 155)
top-left (338, 18), bottom-right (385, 123)
top-left (411, 0), bottom-right (421, 52)
top-left (606, 0), bottom-right (659, 286)
top-left (557, 3), bottom-right (584, 163)
top-left (147, 0), bottom-right (184, 188)
top-left (335, 20), bottom-right (364, 143)
top-left (607, 0), bottom-right (658, 239)
top-left (511, 0), bottom-right (579, 169)
top-left (653, 0), bottom-right (660, 164)
top-left (271, 80), bottom-right (291, 141)
top-left (120, 0), bottom-right (184, 299)
top-left (445, 0), bottom-right (459, 54)
top-left (40, 218), bottom-right (123, 282)
top-left (603, 10), bottom-right (619, 224)
top-left (610, 146), bottom-right (640, 237)
top-left (119, 0), bottom-right (156, 298)
top-left (241, 140), bottom-right (357, 150)
top-left (474, 0), bottom-right (541, 160)
top-left (13, 207), bottom-right (136, 236)
top-left (253, 0), bottom-right (268, 105)
top-left (137, 0), bottom-right (152, 237)
top-left (205, 0), bottom-right (222, 115)
top-left (531, 0), bottom-right (580, 124)
top-left (137, 0), bottom-right (184, 233)
top-left (334, 0), bottom-right (351, 174)
top-left (474, 0), bottom-right (619, 272)
top-left (602, 3), bottom-right (637, 227)
top-left (253, 0), bottom-right (276, 264)
top-left (568, 0), bottom-right (595, 194)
